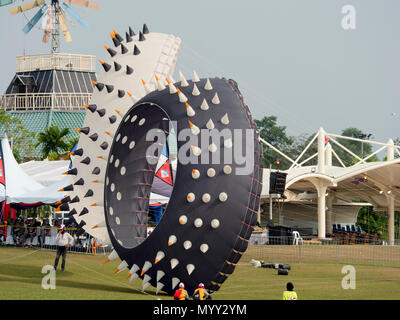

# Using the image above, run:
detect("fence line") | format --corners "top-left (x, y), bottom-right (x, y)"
top-left (245, 235), bottom-right (400, 268)
top-left (0, 225), bottom-right (113, 255)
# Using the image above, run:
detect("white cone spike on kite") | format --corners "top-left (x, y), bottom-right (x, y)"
top-left (127, 91), bottom-right (138, 103)
top-left (202, 193), bottom-right (211, 203)
top-left (168, 234), bottom-right (177, 246)
top-left (223, 165), bottom-right (232, 175)
top-left (189, 121), bottom-right (200, 135)
top-left (224, 138), bottom-right (233, 149)
top-left (183, 240), bottom-right (192, 250)
top-left (192, 83), bottom-right (200, 96)
top-left (170, 258), bottom-right (179, 270)
top-left (157, 270), bottom-right (165, 282)
top-left (155, 75), bottom-right (166, 91)
top-left (194, 218), bottom-right (203, 228)
top-left (167, 80), bottom-right (178, 94)
top-left (207, 168), bottom-right (216, 177)
top-left (143, 274), bottom-right (151, 284)
top-left (185, 102), bottom-right (195, 117)
top-left (206, 119), bottom-right (215, 130)
top-left (178, 70), bottom-right (185, 82)
top-left (142, 274), bottom-right (151, 291)
top-left (129, 272), bottom-right (139, 283)
top-left (141, 79), bottom-right (152, 94)
top-left (192, 169), bottom-right (200, 179)
top-left (177, 88), bottom-right (188, 103)
top-left (221, 113), bottom-right (229, 125)
top-left (186, 264), bottom-right (195, 275)
top-left (172, 277), bottom-right (180, 290)
top-left (156, 282), bottom-right (164, 295)
top-left (200, 243), bottom-right (209, 253)
top-left (219, 192), bottom-right (228, 202)
top-left (208, 143), bottom-right (217, 153)
top-left (114, 260), bottom-right (128, 274)
top-left (92, 220), bottom-right (106, 229)
top-left (141, 261), bottom-right (152, 276)
top-left (186, 192), bottom-right (195, 203)
top-left (193, 71), bottom-right (200, 82)
top-left (142, 281), bottom-right (151, 292)
top-left (211, 92), bottom-right (220, 104)
top-left (200, 98), bottom-right (209, 111)
top-left (211, 219), bottom-right (220, 229)
top-left (104, 250), bottom-right (119, 264)
top-left (204, 78), bottom-right (212, 90)
top-left (178, 71), bottom-right (189, 87)
top-left (105, 131), bottom-right (114, 138)
top-left (191, 145), bottom-right (201, 156)
top-left (179, 215), bottom-right (188, 224)
top-left (127, 264), bottom-right (140, 279)
top-left (155, 251), bottom-right (165, 264)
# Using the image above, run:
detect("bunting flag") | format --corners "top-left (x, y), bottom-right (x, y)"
top-left (0, 141), bottom-right (5, 222)
top-left (0, 201), bottom-right (3, 222)
top-left (155, 143), bottom-right (173, 186)
top-left (0, 152), bottom-right (5, 186)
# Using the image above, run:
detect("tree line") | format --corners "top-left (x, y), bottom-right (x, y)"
top-left (1, 111), bottom-right (398, 238)
top-left (0, 110), bottom-right (77, 162)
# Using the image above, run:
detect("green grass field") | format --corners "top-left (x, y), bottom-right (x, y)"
top-left (1, 247), bottom-right (400, 300)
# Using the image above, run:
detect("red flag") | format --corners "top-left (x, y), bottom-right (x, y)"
top-left (155, 160), bottom-right (173, 186)
top-left (325, 137), bottom-right (330, 144)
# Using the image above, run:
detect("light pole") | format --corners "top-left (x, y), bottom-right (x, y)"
top-left (354, 133), bottom-right (372, 156)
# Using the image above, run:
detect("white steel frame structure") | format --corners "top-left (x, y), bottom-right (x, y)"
top-left (260, 127), bottom-right (400, 245)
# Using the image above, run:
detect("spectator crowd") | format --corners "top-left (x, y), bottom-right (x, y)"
top-left (0, 218), bottom-right (86, 249)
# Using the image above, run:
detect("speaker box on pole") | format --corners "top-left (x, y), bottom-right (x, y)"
top-left (269, 172), bottom-right (287, 195)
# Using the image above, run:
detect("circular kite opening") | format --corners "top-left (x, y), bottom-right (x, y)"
top-left (104, 103), bottom-right (174, 249)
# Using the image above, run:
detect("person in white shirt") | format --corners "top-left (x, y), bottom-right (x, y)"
top-left (53, 225), bottom-right (74, 272)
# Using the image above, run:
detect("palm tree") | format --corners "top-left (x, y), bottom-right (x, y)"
top-left (36, 126), bottom-right (71, 159)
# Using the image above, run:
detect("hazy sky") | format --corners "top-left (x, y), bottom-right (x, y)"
top-left (0, 0), bottom-right (399, 145)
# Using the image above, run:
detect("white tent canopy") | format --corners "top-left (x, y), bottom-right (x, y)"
top-left (0, 137), bottom-right (171, 206)
top-left (20, 159), bottom-right (70, 186)
top-left (149, 192), bottom-right (170, 205)
top-left (0, 137), bottom-right (69, 204)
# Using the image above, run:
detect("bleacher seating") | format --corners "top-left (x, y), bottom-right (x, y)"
top-left (330, 222), bottom-right (381, 244)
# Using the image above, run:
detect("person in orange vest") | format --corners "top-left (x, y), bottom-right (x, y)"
top-left (173, 282), bottom-right (189, 300)
top-left (193, 283), bottom-right (211, 300)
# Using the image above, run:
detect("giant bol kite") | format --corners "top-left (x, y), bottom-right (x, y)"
top-left (60, 24), bottom-right (263, 296)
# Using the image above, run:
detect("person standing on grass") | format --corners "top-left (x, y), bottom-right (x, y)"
top-left (283, 282), bottom-right (298, 300)
top-left (53, 225), bottom-right (74, 272)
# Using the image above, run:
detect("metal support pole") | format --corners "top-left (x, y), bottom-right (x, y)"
top-left (269, 195), bottom-right (273, 221)
top-left (387, 195), bottom-right (395, 246)
top-left (317, 127), bottom-right (326, 174)
top-left (387, 139), bottom-right (395, 246)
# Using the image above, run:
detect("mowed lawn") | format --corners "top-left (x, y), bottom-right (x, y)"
top-left (1, 247), bottom-right (400, 300)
